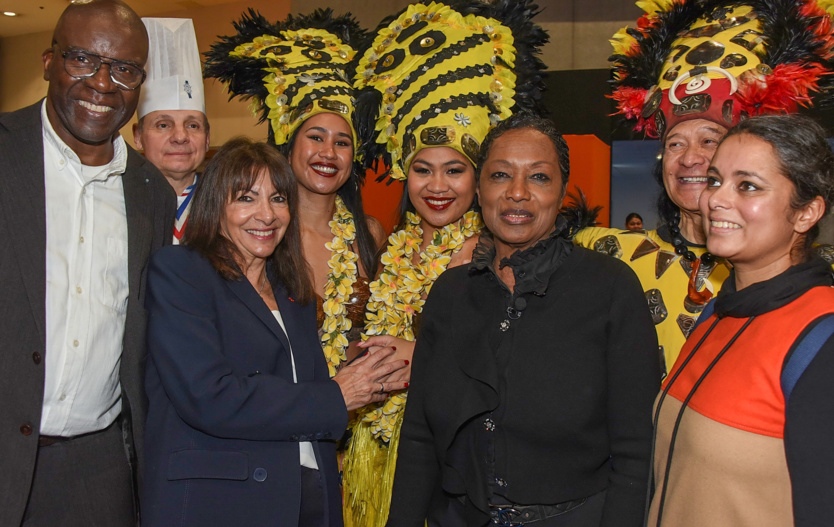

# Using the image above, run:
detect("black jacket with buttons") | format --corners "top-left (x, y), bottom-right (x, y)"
top-left (387, 233), bottom-right (660, 527)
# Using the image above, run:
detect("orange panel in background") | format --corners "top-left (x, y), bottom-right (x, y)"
top-left (360, 134), bottom-right (613, 235)
top-left (361, 169), bottom-right (404, 235)
top-left (564, 135), bottom-right (611, 227)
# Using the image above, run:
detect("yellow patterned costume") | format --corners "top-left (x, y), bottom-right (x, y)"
top-left (574, 227), bottom-right (730, 375)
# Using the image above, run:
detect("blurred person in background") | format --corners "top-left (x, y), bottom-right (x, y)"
top-left (625, 212), bottom-right (644, 231)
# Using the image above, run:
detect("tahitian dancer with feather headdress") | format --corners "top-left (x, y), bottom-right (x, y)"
top-left (341, 2), bottom-right (548, 525)
top-left (572, 0), bottom-right (834, 377)
top-left (206, 9), bottom-right (387, 378)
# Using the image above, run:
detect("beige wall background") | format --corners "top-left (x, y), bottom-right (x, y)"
top-left (0, 0), bottom-right (639, 148)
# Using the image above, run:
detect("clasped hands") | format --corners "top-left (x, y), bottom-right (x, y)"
top-left (333, 336), bottom-right (415, 411)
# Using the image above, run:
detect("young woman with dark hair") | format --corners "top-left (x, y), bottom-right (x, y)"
top-left (649, 114), bottom-right (834, 526)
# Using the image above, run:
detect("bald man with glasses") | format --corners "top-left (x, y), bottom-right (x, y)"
top-left (0, 1), bottom-right (174, 525)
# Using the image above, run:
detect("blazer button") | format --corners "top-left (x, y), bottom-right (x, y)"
top-left (20, 423), bottom-right (33, 436)
top-left (32, 352), bottom-right (42, 365)
top-left (290, 435), bottom-right (299, 441)
top-left (253, 468), bottom-right (267, 482)
top-left (314, 432), bottom-right (324, 440)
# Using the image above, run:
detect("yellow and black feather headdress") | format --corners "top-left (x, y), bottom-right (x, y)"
top-left (204, 8), bottom-right (368, 147)
top-left (353, 0), bottom-right (548, 182)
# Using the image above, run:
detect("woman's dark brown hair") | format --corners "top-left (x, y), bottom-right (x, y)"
top-left (724, 114), bottom-right (834, 259)
top-left (279, 119), bottom-right (381, 279)
top-left (183, 136), bottom-right (314, 303)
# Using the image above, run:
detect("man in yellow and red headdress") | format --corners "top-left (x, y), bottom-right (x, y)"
top-left (574, 0), bottom-right (834, 374)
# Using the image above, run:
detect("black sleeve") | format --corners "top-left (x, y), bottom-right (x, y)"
top-left (785, 333), bottom-right (834, 526)
top-left (601, 263), bottom-right (661, 527)
top-left (386, 284), bottom-right (445, 527)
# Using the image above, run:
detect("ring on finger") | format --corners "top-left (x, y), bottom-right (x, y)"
top-left (378, 382), bottom-right (385, 394)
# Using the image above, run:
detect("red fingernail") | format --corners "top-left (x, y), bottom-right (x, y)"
top-left (404, 360), bottom-right (409, 365)
top-left (405, 382), bottom-right (409, 388)
top-left (392, 346), bottom-right (397, 351)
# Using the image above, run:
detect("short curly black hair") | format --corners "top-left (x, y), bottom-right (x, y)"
top-left (475, 111), bottom-right (569, 189)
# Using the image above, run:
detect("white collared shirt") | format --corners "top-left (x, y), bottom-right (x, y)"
top-left (271, 310), bottom-right (319, 470)
top-left (40, 101), bottom-right (129, 436)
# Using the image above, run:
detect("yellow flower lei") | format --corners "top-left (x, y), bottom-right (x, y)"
top-left (321, 196), bottom-right (359, 377)
top-left (360, 210), bottom-right (483, 442)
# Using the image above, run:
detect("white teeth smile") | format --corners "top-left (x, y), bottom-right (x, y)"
top-left (426, 198), bottom-right (451, 205)
top-left (681, 177), bottom-right (707, 183)
top-left (711, 221), bottom-right (740, 229)
top-left (312, 164), bottom-right (337, 174)
top-left (79, 101), bottom-right (113, 113)
top-left (246, 229), bottom-right (274, 236)
top-left (505, 214), bottom-right (529, 219)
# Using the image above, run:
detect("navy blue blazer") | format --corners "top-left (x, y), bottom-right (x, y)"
top-left (142, 245), bottom-right (347, 526)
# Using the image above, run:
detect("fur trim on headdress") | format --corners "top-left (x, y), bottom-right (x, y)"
top-left (610, 0), bottom-right (834, 137)
top-left (353, 0), bottom-right (548, 183)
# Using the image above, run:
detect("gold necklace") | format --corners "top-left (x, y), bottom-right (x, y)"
top-left (360, 210), bottom-right (483, 442)
top-left (257, 270), bottom-right (268, 295)
top-left (320, 196), bottom-right (360, 377)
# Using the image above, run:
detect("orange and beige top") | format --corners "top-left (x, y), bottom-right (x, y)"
top-left (649, 286), bottom-right (834, 527)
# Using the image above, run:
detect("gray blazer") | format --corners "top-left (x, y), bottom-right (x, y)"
top-left (0, 101), bottom-right (175, 525)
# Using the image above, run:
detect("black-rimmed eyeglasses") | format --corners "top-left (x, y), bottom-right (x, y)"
top-left (58, 47), bottom-right (146, 91)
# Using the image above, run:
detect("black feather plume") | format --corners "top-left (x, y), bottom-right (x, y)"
top-left (560, 189), bottom-right (602, 239)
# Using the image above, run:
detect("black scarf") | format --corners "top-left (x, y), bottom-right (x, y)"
top-left (714, 257), bottom-right (834, 319)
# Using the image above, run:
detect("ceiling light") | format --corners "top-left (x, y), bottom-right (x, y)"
top-left (3, 12), bottom-right (17, 17)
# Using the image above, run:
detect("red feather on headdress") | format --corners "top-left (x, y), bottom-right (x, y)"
top-left (737, 63), bottom-right (829, 115)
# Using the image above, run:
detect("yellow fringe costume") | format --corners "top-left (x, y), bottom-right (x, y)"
top-left (343, 211), bottom-right (483, 526)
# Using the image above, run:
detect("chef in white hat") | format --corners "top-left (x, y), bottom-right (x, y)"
top-left (133, 18), bottom-right (209, 244)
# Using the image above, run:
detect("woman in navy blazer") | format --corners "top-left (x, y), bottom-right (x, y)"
top-left (142, 137), bottom-right (406, 527)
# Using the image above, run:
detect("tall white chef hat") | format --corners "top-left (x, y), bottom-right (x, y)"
top-left (137, 18), bottom-right (205, 119)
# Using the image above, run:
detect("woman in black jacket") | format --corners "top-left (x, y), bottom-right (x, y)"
top-left (387, 113), bottom-right (660, 527)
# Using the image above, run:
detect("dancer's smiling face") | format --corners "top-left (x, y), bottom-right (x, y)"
top-left (288, 113), bottom-right (354, 196)
top-left (407, 146), bottom-right (477, 230)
